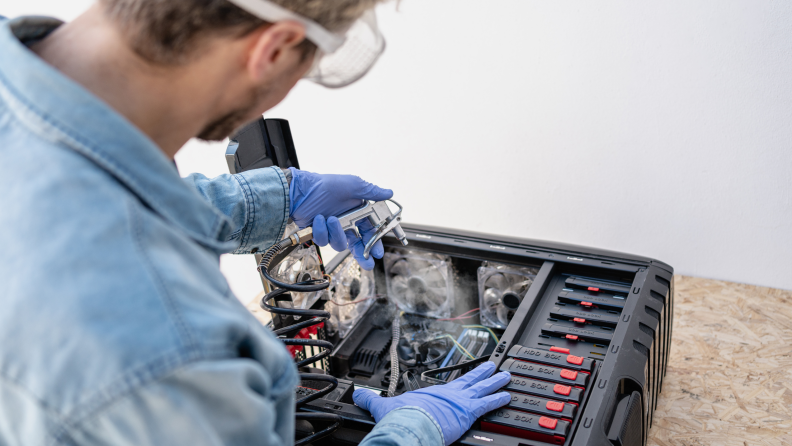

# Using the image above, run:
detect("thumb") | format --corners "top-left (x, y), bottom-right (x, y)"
top-left (348, 177), bottom-right (393, 202)
top-left (353, 388), bottom-right (380, 411)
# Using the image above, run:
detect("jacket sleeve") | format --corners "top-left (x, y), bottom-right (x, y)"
top-left (183, 166), bottom-right (290, 254)
top-left (359, 407), bottom-right (445, 446)
top-left (64, 359), bottom-right (298, 446)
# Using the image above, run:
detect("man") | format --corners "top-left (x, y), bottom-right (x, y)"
top-left (0, 1), bottom-right (510, 445)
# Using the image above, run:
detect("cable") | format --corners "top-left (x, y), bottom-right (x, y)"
top-left (387, 315), bottom-right (400, 397)
top-left (437, 308), bottom-right (481, 321)
top-left (420, 356), bottom-right (489, 385)
top-left (433, 334), bottom-right (475, 360)
top-left (257, 230), bottom-right (342, 445)
top-left (294, 413), bottom-right (343, 446)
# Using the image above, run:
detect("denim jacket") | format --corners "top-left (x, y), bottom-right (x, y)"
top-left (0, 16), bottom-right (442, 446)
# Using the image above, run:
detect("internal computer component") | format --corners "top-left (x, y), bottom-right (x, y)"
top-left (271, 243), bottom-right (325, 311)
top-left (383, 250), bottom-right (454, 319)
top-left (329, 301), bottom-right (496, 394)
top-left (478, 262), bottom-right (539, 329)
top-left (327, 254), bottom-right (376, 338)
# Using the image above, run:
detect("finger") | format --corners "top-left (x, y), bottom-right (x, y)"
top-left (349, 177), bottom-right (394, 202)
top-left (448, 361), bottom-right (496, 390)
top-left (356, 218), bottom-right (375, 232)
top-left (370, 240), bottom-right (385, 259)
top-left (358, 221), bottom-right (385, 259)
top-left (347, 220), bottom-right (379, 270)
top-left (472, 392), bottom-right (512, 418)
top-left (349, 236), bottom-right (376, 271)
top-left (311, 215), bottom-right (328, 246)
top-left (467, 371), bottom-right (511, 398)
top-left (343, 219), bottom-right (370, 247)
top-left (326, 216), bottom-right (348, 251)
top-left (353, 388), bottom-right (379, 411)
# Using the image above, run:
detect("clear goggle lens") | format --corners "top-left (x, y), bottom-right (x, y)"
top-left (303, 10), bottom-right (385, 89)
top-left (226, 0), bottom-right (385, 88)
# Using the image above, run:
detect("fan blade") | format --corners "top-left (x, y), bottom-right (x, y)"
top-left (496, 304), bottom-right (512, 326)
top-left (485, 273), bottom-right (511, 292)
top-left (507, 279), bottom-right (533, 296)
top-left (389, 259), bottom-right (412, 277)
top-left (422, 288), bottom-right (448, 309)
top-left (391, 276), bottom-right (410, 297)
top-left (413, 291), bottom-right (442, 311)
top-left (427, 286), bottom-right (448, 300)
top-left (412, 263), bottom-right (437, 276)
top-left (483, 288), bottom-right (503, 309)
top-left (302, 254), bottom-right (319, 270)
top-left (418, 267), bottom-right (448, 288)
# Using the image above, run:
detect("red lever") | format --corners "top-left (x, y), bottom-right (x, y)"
top-left (560, 369), bottom-right (578, 380)
top-left (546, 401), bottom-right (565, 412)
top-left (553, 384), bottom-right (572, 396)
top-left (538, 417), bottom-right (558, 429)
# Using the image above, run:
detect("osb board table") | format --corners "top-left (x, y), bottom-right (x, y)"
top-left (245, 276), bottom-right (792, 445)
top-left (648, 276), bottom-right (792, 445)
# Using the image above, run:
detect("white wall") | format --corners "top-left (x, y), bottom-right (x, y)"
top-left (265, 0), bottom-right (792, 292)
top-left (6, 1), bottom-right (792, 301)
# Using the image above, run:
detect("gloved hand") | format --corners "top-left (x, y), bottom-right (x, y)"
top-left (288, 168), bottom-right (393, 270)
top-left (353, 362), bottom-right (511, 446)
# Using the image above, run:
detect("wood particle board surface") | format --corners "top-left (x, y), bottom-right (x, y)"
top-left (648, 276), bottom-right (792, 446)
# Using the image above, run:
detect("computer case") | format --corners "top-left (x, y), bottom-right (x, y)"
top-left (227, 118), bottom-right (674, 446)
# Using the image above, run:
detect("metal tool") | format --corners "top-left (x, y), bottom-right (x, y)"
top-left (283, 199), bottom-right (408, 260)
top-left (336, 199), bottom-right (408, 259)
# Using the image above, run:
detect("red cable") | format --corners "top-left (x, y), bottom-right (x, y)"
top-left (437, 308), bottom-right (481, 321)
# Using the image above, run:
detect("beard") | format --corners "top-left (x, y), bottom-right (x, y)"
top-left (196, 83), bottom-right (269, 142)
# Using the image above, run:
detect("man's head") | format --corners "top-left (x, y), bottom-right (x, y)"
top-left (98, 0), bottom-right (386, 141)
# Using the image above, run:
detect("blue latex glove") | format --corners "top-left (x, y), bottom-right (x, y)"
top-left (288, 168), bottom-right (393, 270)
top-left (353, 362), bottom-right (511, 446)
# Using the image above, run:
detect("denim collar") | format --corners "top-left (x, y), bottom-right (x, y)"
top-left (0, 17), bottom-right (236, 254)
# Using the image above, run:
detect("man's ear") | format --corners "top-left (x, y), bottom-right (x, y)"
top-left (247, 21), bottom-right (308, 81)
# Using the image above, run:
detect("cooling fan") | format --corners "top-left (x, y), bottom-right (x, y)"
top-left (478, 262), bottom-right (538, 329)
top-left (271, 243), bottom-right (325, 311)
top-left (384, 250), bottom-right (454, 319)
top-left (328, 254), bottom-right (376, 338)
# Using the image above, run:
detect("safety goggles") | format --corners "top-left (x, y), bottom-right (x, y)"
top-left (226, 0), bottom-right (386, 88)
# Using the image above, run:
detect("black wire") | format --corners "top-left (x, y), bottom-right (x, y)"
top-left (294, 413), bottom-right (344, 446)
top-left (295, 373), bottom-right (339, 406)
top-left (257, 239), bottom-right (341, 444)
top-left (420, 356), bottom-right (490, 383)
top-left (260, 287), bottom-right (330, 336)
top-left (283, 339), bottom-right (334, 368)
top-left (258, 240), bottom-right (328, 292)
top-left (422, 352), bottom-right (448, 366)
top-left (397, 349), bottom-right (448, 368)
